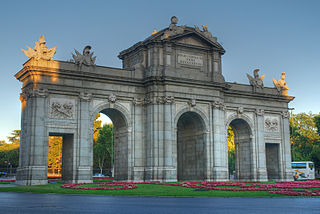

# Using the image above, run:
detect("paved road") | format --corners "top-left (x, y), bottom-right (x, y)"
top-left (0, 192), bottom-right (319, 214)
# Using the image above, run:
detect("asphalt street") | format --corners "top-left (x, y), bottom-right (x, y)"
top-left (0, 192), bottom-right (319, 214)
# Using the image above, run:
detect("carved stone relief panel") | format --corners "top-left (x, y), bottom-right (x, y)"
top-left (49, 98), bottom-right (76, 120)
top-left (264, 115), bottom-right (280, 132)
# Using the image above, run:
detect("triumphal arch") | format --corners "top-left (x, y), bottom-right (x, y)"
top-left (15, 17), bottom-right (294, 185)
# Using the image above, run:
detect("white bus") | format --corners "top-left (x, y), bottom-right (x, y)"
top-left (292, 161), bottom-right (315, 180)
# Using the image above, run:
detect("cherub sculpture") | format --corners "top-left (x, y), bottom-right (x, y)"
top-left (22, 36), bottom-right (57, 60)
top-left (247, 69), bottom-right (265, 91)
top-left (273, 72), bottom-right (289, 96)
top-left (72, 45), bottom-right (96, 66)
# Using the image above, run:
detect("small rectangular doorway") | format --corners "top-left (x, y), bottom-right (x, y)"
top-left (265, 143), bottom-right (280, 180)
top-left (48, 133), bottom-right (74, 183)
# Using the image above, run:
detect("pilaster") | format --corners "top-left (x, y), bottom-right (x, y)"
top-left (255, 109), bottom-right (268, 181)
top-left (212, 101), bottom-right (228, 181)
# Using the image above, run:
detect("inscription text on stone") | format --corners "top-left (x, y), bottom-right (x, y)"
top-left (178, 53), bottom-right (203, 67)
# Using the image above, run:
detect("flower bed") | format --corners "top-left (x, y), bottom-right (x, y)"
top-left (61, 182), bottom-right (137, 190)
top-left (60, 180), bottom-right (320, 196)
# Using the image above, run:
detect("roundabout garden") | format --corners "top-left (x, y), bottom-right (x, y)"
top-left (1, 178), bottom-right (320, 197)
top-left (61, 180), bottom-right (320, 197)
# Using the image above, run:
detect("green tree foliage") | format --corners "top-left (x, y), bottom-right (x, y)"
top-left (48, 137), bottom-right (62, 169)
top-left (7, 130), bottom-right (21, 144)
top-left (290, 112), bottom-right (320, 168)
top-left (93, 124), bottom-right (113, 174)
top-left (227, 126), bottom-right (235, 176)
top-left (0, 130), bottom-right (21, 168)
top-left (93, 113), bottom-right (102, 144)
top-left (314, 116), bottom-right (320, 136)
top-left (0, 143), bottom-right (20, 168)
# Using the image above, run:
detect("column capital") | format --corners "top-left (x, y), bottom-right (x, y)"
top-left (79, 92), bottom-right (92, 102)
top-left (255, 109), bottom-right (265, 116)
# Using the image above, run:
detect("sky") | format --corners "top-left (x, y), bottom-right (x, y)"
top-left (0, 0), bottom-right (319, 141)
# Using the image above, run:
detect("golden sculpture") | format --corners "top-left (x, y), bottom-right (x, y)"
top-left (152, 29), bottom-right (158, 35)
top-left (22, 36), bottom-right (57, 60)
top-left (273, 72), bottom-right (289, 96)
top-left (202, 24), bottom-right (208, 32)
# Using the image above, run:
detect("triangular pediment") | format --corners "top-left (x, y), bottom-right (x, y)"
top-left (165, 28), bottom-right (225, 54)
top-left (119, 26), bottom-right (225, 59)
top-left (174, 35), bottom-right (212, 48)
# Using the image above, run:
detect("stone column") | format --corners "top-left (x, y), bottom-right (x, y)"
top-left (255, 109), bottom-right (268, 181)
top-left (16, 89), bottom-right (49, 185)
top-left (281, 111), bottom-right (293, 181)
top-left (163, 96), bottom-right (176, 181)
top-left (145, 95), bottom-right (176, 182)
top-left (75, 93), bottom-right (93, 183)
top-left (212, 101), bottom-right (228, 181)
top-left (132, 98), bottom-right (145, 181)
top-left (145, 96), bottom-right (156, 181)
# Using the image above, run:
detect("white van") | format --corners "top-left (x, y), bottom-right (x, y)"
top-left (292, 161), bottom-right (315, 180)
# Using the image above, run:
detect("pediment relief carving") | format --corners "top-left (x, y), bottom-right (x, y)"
top-left (175, 36), bottom-right (211, 48)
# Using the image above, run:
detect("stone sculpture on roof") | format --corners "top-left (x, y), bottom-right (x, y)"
top-left (273, 72), bottom-right (289, 96)
top-left (161, 16), bottom-right (185, 39)
top-left (247, 69), bottom-right (265, 92)
top-left (72, 45), bottom-right (96, 66)
top-left (22, 36), bottom-right (57, 60)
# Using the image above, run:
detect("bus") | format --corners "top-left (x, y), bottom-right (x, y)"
top-left (292, 161), bottom-right (315, 180)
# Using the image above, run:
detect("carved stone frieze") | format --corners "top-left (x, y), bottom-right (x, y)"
top-left (50, 98), bottom-right (75, 119)
top-left (264, 116), bottom-right (279, 132)
top-left (21, 88), bottom-right (49, 100)
top-left (142, 95), bottom-right (175, 105)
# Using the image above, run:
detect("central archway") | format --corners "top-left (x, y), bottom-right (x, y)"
top-left (177, 111), bottom-right (207, 181)
top-left (93, 108), bottom-right (129, 180)
top-left (229, 118), bottom-right (254, 180)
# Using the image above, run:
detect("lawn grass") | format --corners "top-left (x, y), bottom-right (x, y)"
top-left (0, 181), bottom-right (286, 197)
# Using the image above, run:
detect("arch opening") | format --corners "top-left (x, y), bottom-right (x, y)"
top-left (229, 118), bottom-right (253, 180)
top-left (177, 111), bottom-right (206, 181)
top-left (93, 108), bottom-right (128, 180)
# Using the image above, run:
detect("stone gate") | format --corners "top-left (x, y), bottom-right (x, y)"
top-left (15, 17), bottom-right (294, 185)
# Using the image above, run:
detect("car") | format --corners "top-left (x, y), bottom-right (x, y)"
top-left (93, 173), bottom-right (105, 177)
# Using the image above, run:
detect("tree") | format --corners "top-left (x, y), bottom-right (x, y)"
top-left (0, 142), bottom-right (20, 168)
top-left (314, 115), bottom-right (320, 136)
top-left (7, 130), bottom-right (21, 144)
top-left (290, 112), bottom-right (320, 168)
top-left (93, 124), bottom-right (113, 174)
top-left (47, 137), bottom-right (62, 169)
top-left (93, 113), bottom-right (102, 145)
top-left (227, 126), bottom-right (235, 177)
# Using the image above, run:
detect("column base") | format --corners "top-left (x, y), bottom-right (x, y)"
top-left (212, 166), bottom-right (229, 181)
top-left (16, 166), bottom-right (47, 186)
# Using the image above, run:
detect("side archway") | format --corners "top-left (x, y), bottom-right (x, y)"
top-left (226, 114), bottom-right (254, 180)
top-left (91, 102), bottom-right (131, 180)
top-left (176, 110), bottom-right (208, 181)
